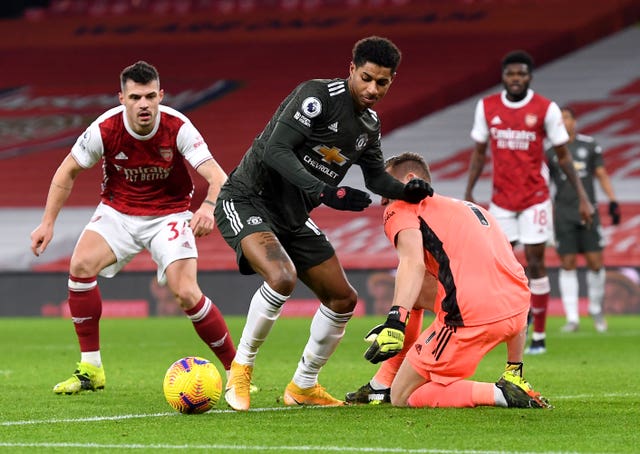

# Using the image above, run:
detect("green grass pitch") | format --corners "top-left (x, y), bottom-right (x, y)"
top-left (1, 314), bottom-right (638, 453)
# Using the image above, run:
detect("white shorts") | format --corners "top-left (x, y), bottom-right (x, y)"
top-left (82, 203), bottom-right (197, 285)
top-left (489, 199), bottom-right (554, 245)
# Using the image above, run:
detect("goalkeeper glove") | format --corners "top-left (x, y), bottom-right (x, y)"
top-left (401, 178), bottom-right (434, 204)
top-left (609, 201), bottom-right (621, 225)
top-left (364, 306), bottom-right (409, 364)
top-left (320, 185), bottom-right (372, 211)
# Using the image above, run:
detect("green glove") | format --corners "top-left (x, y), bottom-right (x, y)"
top-left (364, 306), bottom-right (409, 364)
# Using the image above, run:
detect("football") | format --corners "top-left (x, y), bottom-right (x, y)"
top-left (163, 356), bottom-right (222, 414)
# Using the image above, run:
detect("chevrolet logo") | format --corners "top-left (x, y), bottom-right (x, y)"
top-left (312, 145), bottom-right (347, 166)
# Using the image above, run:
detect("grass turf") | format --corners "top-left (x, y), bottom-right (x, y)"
top-left (1, 314), bottom-right (638, 453)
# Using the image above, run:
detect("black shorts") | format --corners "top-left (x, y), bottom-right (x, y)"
top-left (214, 196), bottom-right (335, 275)
top-left (554, 214), bottom-right (604, 255)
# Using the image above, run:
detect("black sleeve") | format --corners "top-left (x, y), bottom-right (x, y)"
top-left (262, 122), bottom-right (326, 197)
top-left (362, 165), bottom-right (405, 199)
top-left (358, 146), bottom-right (405, 199)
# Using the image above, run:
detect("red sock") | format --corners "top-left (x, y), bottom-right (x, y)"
top-left (67, 275), bottom-right (102, 352)
top-left (185, 296), bottom-right (236, 370)
top-left (530, 292), bottom-right (549, 334)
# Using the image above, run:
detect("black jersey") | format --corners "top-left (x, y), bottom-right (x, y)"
top-left (546, 134), bottom-right (603, 223)
top-left (220, 78), bottom-right (403, 229)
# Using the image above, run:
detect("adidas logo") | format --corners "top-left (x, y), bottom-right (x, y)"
top-left (115, 151), bottom-right (128, 160)
top-left (490, 115), bottom-right (502, 125)
top-left (181, 241), bottom-right (192, 249)
top-left (328, 122), bottom-right (338, 132)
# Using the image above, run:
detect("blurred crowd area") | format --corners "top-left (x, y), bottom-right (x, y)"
top-left (2, 0), bottom-right (560, 19)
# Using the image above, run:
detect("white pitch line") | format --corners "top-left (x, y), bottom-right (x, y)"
top-left (552, 392), bottom-right (640, 400)
top-left (2, 392), bottom-right (638, 427)
top-left (0, 405), bottom-right (309, 426)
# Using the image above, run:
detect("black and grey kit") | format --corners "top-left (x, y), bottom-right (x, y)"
top-left (215, 78), bottom-right (407, 273)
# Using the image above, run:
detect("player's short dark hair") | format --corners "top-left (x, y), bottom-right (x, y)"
top-left (385, 152), bottom-right (431, 181)
top-left (352, 36), bottom-right (402, 74)
top-left (120, 61), bottom-right (160, 91)
top-left (502, 50), bottom-right (534, 73)
top-left (561, 106), bottom-right (576, 118)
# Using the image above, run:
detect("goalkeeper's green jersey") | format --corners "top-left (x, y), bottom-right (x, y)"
top-left (219, 78), bottom-right (404, 229)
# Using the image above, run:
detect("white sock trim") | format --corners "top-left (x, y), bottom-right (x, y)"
top-left (529, 276), bottom-right (550, 295)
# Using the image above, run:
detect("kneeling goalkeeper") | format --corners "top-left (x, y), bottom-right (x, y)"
top-left (352, 152), bottom-right (551, 409)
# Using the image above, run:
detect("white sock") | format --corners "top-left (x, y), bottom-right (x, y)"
top-left (494, 385), bottom-right (508, 407)
top-left (559, 269), bottom-right (580, 324)
top-left (81, 351), bottom-right (102, 367)
top-left (292, 305), bottom-right (353, 389)
top-left (587, 268), bottom-right (606, 315)
top-left (532, 331), bottom-right (546, 341)
top-left (235, 282), bottom-right (288, 366)
top-left (370, 378), bottom-right (387, 390)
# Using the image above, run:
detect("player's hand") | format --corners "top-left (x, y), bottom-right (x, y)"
top-left (320, 185), bottom-right (372, 211)
top-left (190, 205), bottom-right (216, 237)
top-left (363, 306), bottom-right (409, 364)
top-left (609, 201), bottom-right (621, 225)
top-left (579, 199), bottom-right (594, 227)
top-left (30, 224), bottom-right (52, 257)
top-left (401, 178), bottom-right (434, 203)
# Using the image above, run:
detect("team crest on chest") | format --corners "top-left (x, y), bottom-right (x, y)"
top-left (355, 133), bottom-right (368, 151)
top-left (301, 97), bottom-right (322, 118)
top-left (524, 113), bottom-right (538, 128)
top-left (159, 148), bottom-right (173, 161)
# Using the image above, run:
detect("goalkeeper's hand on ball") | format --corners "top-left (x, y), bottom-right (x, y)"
top-left (364, 306), bottom-right (409, 364)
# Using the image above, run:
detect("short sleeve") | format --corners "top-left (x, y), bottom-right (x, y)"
top-left (383, 201), bottom-right (421, 247)
top-left (70, 121), bottom-right (104, 169)
top-left (470, 99), bottom-right (488, 143)
top-left (177, 120), bottom-right (213, 169)
top-left (544, 102), bottom-right (570, 146)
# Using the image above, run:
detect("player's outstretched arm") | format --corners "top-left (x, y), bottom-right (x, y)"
top-left (191, 159), bottom-right (227, 237)
top-left (464, 142), bottom-right (488, 203)
top-left (319, 185), bottom-right (371, 211)
top-left (364, 228), bottom-right (426, 363)
top-left (594, 165), bottom-right (620, 225)
top-left (555, 144), bottom-right (594, 225)
top-left (30, 154), bottom-right (83, 256)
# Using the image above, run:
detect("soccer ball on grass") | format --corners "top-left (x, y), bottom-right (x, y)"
top-left (163, 356), bottom-right (222, 414)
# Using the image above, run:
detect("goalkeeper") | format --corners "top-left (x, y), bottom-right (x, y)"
top-left (347, 152), bottom-right (551, 409)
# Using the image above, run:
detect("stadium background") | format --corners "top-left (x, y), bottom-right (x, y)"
top-left (0, 0), bottom-right (638, 316)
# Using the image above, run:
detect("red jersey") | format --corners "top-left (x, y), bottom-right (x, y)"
top-left (383, 195), bottom-right (530, 327)
top-left (470, 89), bottom-right (568, 211)
top-left (71, 105), bottom-right (213, 215)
